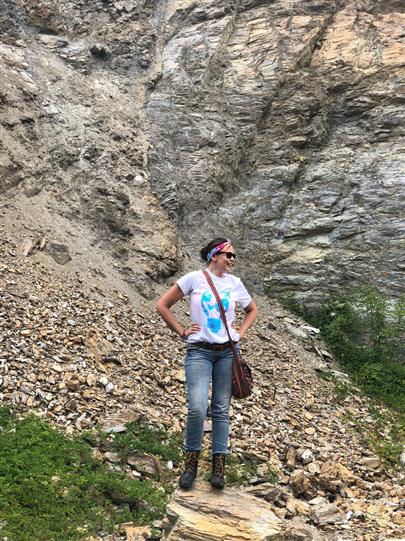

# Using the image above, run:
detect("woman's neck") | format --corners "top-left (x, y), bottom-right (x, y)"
top-left (207, 264), bottom-right (224, 278)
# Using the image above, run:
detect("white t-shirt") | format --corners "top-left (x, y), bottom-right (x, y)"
top-left (176, 270), bottom-right (252, 344)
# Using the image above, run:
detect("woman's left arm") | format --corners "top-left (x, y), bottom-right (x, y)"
top-left (237, 301), bottom-right (257, 339)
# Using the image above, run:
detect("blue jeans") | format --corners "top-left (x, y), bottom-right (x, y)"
top-left (184, 345), bottom-right (236, 455)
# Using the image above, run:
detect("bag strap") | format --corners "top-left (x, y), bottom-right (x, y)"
top-left (202, 270), bottom-right (239, 358)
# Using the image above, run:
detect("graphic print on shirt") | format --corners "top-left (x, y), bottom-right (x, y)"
top-left (200, 289), bottom-right (231, 333)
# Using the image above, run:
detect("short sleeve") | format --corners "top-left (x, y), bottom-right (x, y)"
top-left (235, 278), bottom-right (252, 308)
top-left (176, 271), bottom-right (199, 296)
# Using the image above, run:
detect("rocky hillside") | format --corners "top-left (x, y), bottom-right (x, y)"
top-left (0, 224), bottom-right (404, 540)
top-left (1, 0), bottom-right (404, 303)
top-left (1, 2), bottom-right (405, 540)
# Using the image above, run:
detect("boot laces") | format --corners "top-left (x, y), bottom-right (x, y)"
top-left (185, 451), bottom-right (199, 473)
top-left (213, 454), bottom-right (225, 478)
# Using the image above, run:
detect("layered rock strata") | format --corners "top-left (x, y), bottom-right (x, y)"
top-left (0, 0), bottom-right (404, 302)
top-left (147, 0), bottom-right (405, 302)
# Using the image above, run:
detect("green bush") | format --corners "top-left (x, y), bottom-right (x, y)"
top-left (355, 362), bottom-right (405, 411)
top-left (106, 421), bottom-right (183, 464)
top-left (279, 287), bottom-right (405, 468)
top-left (282, 287), bottom-right (405, 413)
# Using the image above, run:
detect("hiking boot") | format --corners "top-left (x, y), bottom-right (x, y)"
top-left (210, 453), bottom-right (226, 489)
top-left (179, 450), bottom-right (200, 489)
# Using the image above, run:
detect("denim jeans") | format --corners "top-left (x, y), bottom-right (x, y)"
top-left (184, 345), bottom-right (237, 455)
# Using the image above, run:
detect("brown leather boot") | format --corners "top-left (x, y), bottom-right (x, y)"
top-left (179, 450), bottom-right (200, 489)
top-left (210, 453), bottom-right (226, 489)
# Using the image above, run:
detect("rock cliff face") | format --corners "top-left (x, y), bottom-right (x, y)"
top-left (1, 0), bottom-right (404, 301)
top-left (0, 0), bottom-right (179, 298)
top-left (147, 0), bottom-right (405, 301)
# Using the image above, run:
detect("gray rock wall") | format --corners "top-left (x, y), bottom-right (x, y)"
top-left (1, 0), bottom-right (404, 302)
top-left (0, 0), bottom-right (179, 297)
top-left (147, 0), bottom-right (405, 302)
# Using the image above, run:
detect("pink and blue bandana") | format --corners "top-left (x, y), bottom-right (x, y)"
top-left (207, 240), bottom-right (232, 261)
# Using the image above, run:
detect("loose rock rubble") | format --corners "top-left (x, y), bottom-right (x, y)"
top-left (0, 233), bottom-right (404, 541)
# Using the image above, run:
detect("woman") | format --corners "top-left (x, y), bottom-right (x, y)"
top-left (156, 238), bottom-right (257, 489)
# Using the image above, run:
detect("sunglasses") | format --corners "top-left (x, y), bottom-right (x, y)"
top-left (217, 252), bottom-right (236, 260)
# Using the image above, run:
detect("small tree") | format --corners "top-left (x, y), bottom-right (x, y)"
top-left (392, 294), bottom-right (405, 364)
top-left (357, 287), bottom-right (392, 363)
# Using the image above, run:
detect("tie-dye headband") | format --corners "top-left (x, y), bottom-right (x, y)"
top-left (207, 240), bottom-right (232, 261)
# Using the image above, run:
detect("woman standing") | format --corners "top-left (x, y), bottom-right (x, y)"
top-left (156, 238), bottom-right (257, 489)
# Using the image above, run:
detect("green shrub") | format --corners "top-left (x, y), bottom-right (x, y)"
top-left (0, 405), bottom-right (14, 429)
top-left (0, 409), bottom-right (175, 541)
top-left (355, 362), bottom-right (405, 411)
top-left (281, 288), bottom-right (405, 414)
top-left (106, 421), bottom-right (183, 464)
top-left (342, 407), bottom-right (404, 470)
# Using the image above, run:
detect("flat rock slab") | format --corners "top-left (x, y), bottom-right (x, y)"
top-left (166, 481), bottom-right (283, 541)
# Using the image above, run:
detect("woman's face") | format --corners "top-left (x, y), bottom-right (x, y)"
top-left (213, 244), bottom-right (236, 273)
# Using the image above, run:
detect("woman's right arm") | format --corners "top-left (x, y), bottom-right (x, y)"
top-left (156, 284), bottom-right (200, 339)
